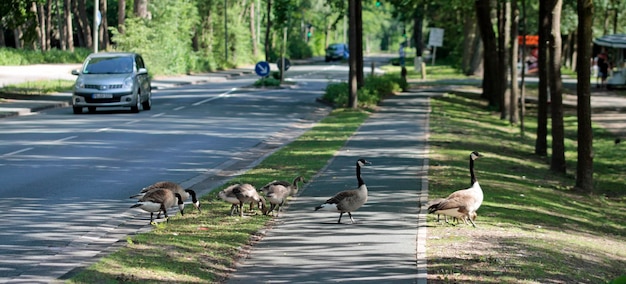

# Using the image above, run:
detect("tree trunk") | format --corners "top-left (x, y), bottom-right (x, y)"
top-left (413, 6), bottom-right (423, 58)
top-left (570, 30), bottom-right (578, 72)
top-left (75, 0), bottom-right (92, 48)
top-left (498, 1), bottom-right (510, 120)
top-left (355, 0), bottom-right (363, 88)
top-left (535, 0), bottom-right (549, 156)
top-left (549, 0), bottom-right (566, 174)
top-left (118, 0), bottom-right (125, 33)
top-left (250, 1), bottom-right (257, 58)
top-left (348, 0), bottom-right (358, 108)
top-left (462, 10), bottom-right (477, 75)
top-left (475, 0), bottom-right (499, 107)
top-left (45, 0), bottom-right (53, 50)
top-left (33, 2), bottom-right (44, 50)
top-left (575, 0), bottom-right (594, 193)
top-left (470, 28), bottom-right (484, 76)
top-left (134, 0), bottom-right (149, 18)
top-left (264, 0), bottom-right (271, 62)
top-left (64, 0), bottom-right (74, 51)
top-left (99, 0), bottom-right (108, 50)
top-left (510, 0), bottom-right (519, 125)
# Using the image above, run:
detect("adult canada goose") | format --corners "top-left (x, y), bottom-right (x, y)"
top-left (130, 181), bottom-right (201, 213)
top-left (218, 183), bottom-right (266, 217)
top-left (314, 158), bottom-right (372, 224)
top-left (260, 176), bottom-right (306, 216)
top-left (428, 151), bottom-right (483, 227)
top-left (130, 188), bottom-right (184, 223)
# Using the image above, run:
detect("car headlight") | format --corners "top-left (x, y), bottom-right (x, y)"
top-left (75, 77), bottom-right (85, 89)
top-left (123, 76), bottom-right (133, 88)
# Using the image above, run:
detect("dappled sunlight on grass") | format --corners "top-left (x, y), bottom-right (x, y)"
top-left (427, 93), bottom-right (626, 283)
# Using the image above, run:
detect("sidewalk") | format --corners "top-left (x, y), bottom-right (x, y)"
top-left (227, 92), bottom-right (430, 283)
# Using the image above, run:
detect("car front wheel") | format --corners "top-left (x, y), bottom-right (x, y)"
top-left (130, 93), bottom-right (141, 113)
top-left (73, 106), bottom-right (83, 114)
top-left (142, 93), bottom-right (152, 111)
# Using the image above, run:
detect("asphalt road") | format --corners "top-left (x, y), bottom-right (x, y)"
top-left (0, 64), bottom-right (354, 282)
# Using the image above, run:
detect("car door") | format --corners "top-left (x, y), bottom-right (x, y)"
top-left (135, 55), bottom-right (150, 99)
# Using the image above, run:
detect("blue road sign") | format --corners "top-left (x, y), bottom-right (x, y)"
top-left (276, 58), bottom-right (291, 71)
top-left (255, 61), bottom-right (270, 77)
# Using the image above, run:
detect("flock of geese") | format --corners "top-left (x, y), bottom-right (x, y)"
top-left (129, 152), bottom-right (484, 227)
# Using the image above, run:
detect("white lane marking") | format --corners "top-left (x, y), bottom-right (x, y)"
top-left (1, 147), bottom-right (33, 157)
top-left (152, 113), bottom-right (166, 117)
top-left (55, 136), bottom-right (77, 143)
top-left (174, 106), bottom-right (185, 111)
top-left (192, 88), bottom-right (237, 106)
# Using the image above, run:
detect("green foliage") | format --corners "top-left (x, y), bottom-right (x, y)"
top-left (0, 47), bottom-right (90, 65)
top-left (253, 77), bottom-right (281, 87)
top-left (322, 73), bottom-right (404, 108)
top-left (288, 38), bottom-right (313, 59)
top-left (110, 0), bottom-right (199, 75)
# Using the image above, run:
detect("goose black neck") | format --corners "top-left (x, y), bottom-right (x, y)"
top-left (470, 155), bottom-right (477, 185)
top-left (356, 162), bottom-right (365, 186)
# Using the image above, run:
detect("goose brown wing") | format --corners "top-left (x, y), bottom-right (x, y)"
top-left (325, 189), bottom-right (356, 204)
top-left (433, 197), bottom-right (471, 212)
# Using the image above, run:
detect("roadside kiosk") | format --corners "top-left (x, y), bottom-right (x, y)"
top-left (593, 34), bottom-right (626, 89)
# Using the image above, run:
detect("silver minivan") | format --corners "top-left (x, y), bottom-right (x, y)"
top-left (71, 52), bottom-right (152, 114)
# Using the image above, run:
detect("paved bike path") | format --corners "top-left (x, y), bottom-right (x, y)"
top-left (227, 93), bottom-right (431, 283)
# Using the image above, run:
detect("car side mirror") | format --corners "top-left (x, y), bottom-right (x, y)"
top-left (137, 68), bottom-right (148, 75)
top-left (71, 69), bottom-right (81, 75)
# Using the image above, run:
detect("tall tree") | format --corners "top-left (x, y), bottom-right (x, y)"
top-left (348, 0), bottom-right (357, 108)
top-left (535, 0), bottom-right (549, 156)
top-left (63, 0), bottom-right (74, 51)
top-left (118, 0), bottom-right (125, 33)
top-left (355, 0), bottom-right (363, 88)
top-left (134, 0), bottom-right (149, 18)
top-left (265, 0), bottom-right (272, 62)
top-left (74, 0), bottom-right (92, 48)
top-left (99, 0), bottom-right (109, 50)
top-left (475, 0), bottom-right (499, 108)
top-left (549, 0), bottom-right (565, 174)
top-left (498, 0), bottom-right (510, 120)
top-left (575, 0), bottom-right (594, 192)
top-left (510, 0), bottom-right (519, 125)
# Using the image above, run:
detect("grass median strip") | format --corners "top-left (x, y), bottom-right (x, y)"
top-left (67, 108), bottom-right (370, 283)
top-left (426, 93), bottom-right (625, 283)
top-left (0, 79), bottom-right (74, 95)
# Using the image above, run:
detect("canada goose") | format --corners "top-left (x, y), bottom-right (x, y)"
top-left (314, 158), bottom-right (372, 224)
top-left (131, 188), bottom-right (184, 223)
top-left (260, 176), bottom-right (306, 216)
top-left (130, 181), bottom-right (201, 213)
top-left (218, 183), bottom-right (266, 217)
top-left (428, 151), bottom-right (483, 227)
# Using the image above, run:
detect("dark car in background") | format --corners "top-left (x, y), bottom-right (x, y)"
top-left (325, 43), bottom-right (349, 62)
top-left (71, 52), bottom-right (152, 114)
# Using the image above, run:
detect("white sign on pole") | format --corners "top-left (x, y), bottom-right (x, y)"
top-left (428, 28), bottom-right (444, 47)
top-left (428, 28), bottom-right (444, 65)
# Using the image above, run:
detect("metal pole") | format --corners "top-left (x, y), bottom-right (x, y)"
top-left (93, 0), bottom-right (99, 53)
top-left (224, 0), bottom-right (228, 63)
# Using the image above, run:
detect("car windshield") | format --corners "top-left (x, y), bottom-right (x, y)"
top-left (83, 56), bottom-right (134, 74)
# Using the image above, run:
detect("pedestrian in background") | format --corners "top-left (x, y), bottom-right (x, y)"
top-left (597, 48), bottom-right (610, 88)
top-left (399, 42), bottom-right (406, 67)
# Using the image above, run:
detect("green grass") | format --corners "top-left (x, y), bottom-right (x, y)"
top-left (427, 93), bottom-right (626, 283)
top-left (63, 66), bottom-right (626, 283)
top-left (0, 47), bottom-right (90, 65)
top-left (0, 79), bottom-right (75, 95)
top-left (66, 108), bottom-right (370, 283)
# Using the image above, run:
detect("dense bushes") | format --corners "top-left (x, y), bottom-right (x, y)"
top-left (321, 73), bottom-right (406, 108)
